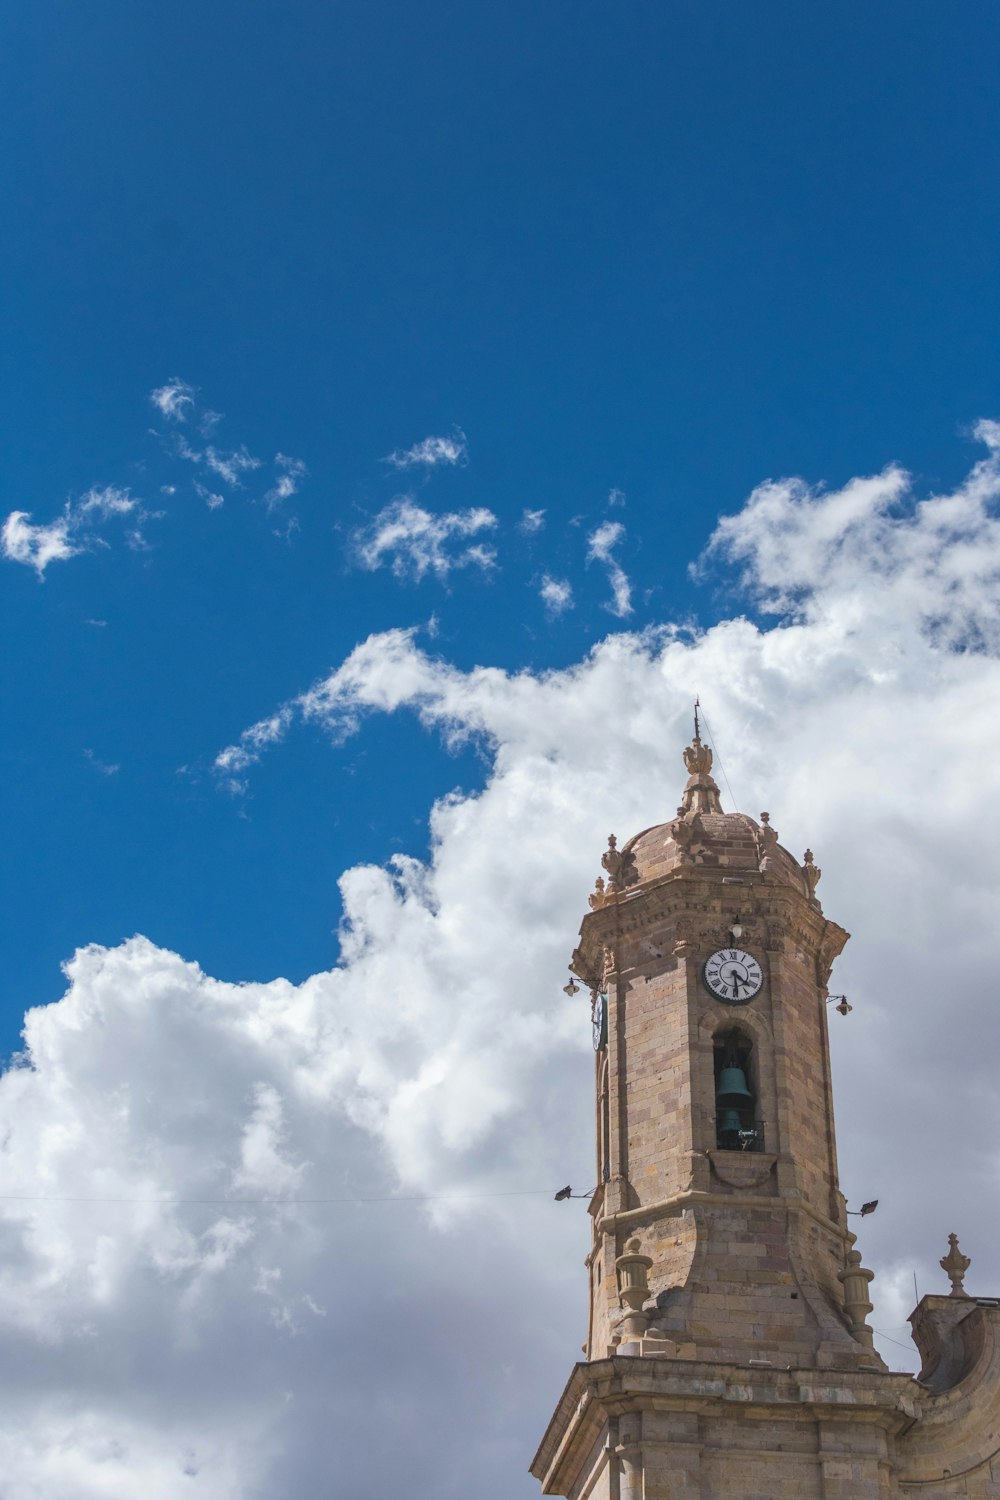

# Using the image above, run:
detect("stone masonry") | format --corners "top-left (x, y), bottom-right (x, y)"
top-left (531, 725), bottom-right (1000, 1498)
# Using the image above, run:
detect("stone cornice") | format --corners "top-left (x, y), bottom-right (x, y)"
top-left (595, 1186), bottom-right (848, 1242)
top-left (531, 1355), bottom-right (921, 1495)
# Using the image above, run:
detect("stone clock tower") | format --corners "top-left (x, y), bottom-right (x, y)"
top-left (531, 723), bottom-right (1000, 1499)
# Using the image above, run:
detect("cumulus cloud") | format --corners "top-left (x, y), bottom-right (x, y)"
top-left (2, 486), bottom-right (150, 577)
top-left (384, 430), bottom-right (468, 469)
top-left (586, 518), bottom-right (632, 616)
top-left (539, 574), bottom-right (573, 615)
top-left (8, 425), bottom-right (1000, 1493)
top-left (150, 378), bottom-right (196, 422)
top-left (352, 497), bottom-right (497, 582)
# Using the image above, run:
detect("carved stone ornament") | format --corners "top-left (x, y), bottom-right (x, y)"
top-left (679, 730), bottom-right (723, 815)
top-left (588, 876), bottom-right (608, 910)
top-left (601, 945), bottom-right (617, 986)
top-left (940, 1232), bottom-right (971, 1297)
top-left (838, 1244), bottom-right (876, 1350)
top-left (601, 834), bottom-right (637, 893)
top-left (754, 811), bottom-right (779, 872)
top-left (803, 848), bottom-right (822, 902)
top-left (615, 1237), bottom-right (653, 1338)
top-left (668, 808), bottom-right (697, 866)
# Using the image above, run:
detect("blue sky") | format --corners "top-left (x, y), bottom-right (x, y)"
top-left (3, 5), bottom-right (1000, 1496)
top-left (6, 0), bottom-right (999, 1025)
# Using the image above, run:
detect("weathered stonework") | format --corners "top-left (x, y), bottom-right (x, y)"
top-left (532, 727), bottom-right (1000, 1498)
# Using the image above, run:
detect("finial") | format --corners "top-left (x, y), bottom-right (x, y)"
top-left (803, 849), bottom-right (822, 902)
top-left (601, 834), bottom-right (636, 894)
top-left (754, 812), bottom-right (779, 871)
top-left (940, 1233), bottom-right (971, 1297)
top-left (680, 702), bottom-right (722, 815)
top-left (615, 1237), bottom-right (654, 1339)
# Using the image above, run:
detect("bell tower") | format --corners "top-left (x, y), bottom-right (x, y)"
top-left (531, 722), bottom-right (1000, 1499)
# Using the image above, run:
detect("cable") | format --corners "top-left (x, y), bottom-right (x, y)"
top-left (0, 1187), bottom-right (569, 1209)
top-left (697, 702), bottom-right (740, 812)
top-left (869, 1332), bottom-right (917, 1356)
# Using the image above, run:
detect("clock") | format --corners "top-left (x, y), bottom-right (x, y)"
top-left (592, 992), bottom-right (608, 1051)
top-left (703, 948), bottom-right (763, 1005)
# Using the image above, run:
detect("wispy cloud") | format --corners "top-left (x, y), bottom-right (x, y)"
top-left (539, 575), bottom-right (573, 616)
top-left (195, 482), bottom-right (225, 510)
top-left (149, 378), bottom-right (195, 422)
top-left (352, 497), bottom-right (497, 583)
top-left (519, 508), bottom-right (546, 534)
top-left (264, 454), bottom-right (308, 511)
top-left (84, 748), bottom-right (120, 777)
top-left (214, 708), bottom-right (295, 793)
top-left (586, 519), bottom-right (633, 617)
top-left (2, 486), bottom-right (151, 578)
top-left (79, 485), bottom-right (137, 519)
top-left (201, 445), bottom-right (261, 488)
top-left (384, 430), bottom-right (468, 470)
top-left (151, 380), bottom-right (303, 519)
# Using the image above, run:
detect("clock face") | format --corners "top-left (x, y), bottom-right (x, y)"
top-left (592, 992), bottom-right (607, 1051)
top-left (704, 948), bottom-right (763, 1005)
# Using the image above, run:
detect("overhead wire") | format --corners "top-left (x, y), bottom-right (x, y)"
top-left (0, 1187), bottom-right (574, 1209)
top-left (695, 701), bottom-right (740, 812)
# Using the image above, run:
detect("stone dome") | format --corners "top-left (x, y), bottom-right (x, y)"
top-left (622, 810), bottom-right (806, 889)
top-left (597, 721), bottom-right (816, 901)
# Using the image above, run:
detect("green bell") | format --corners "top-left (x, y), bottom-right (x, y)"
top-left (716, 1107), bottom-right (743, 1142)
top-left (716, 1064), bottom-right (753, 1105)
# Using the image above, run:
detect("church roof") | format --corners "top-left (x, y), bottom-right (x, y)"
top-left (594, 715), bottom-right (818, 902)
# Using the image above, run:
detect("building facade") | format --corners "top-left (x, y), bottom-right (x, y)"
top-left (531, 725), bottom-right (1000, 1499)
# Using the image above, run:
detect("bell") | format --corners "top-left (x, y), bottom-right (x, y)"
top-left (717, 1107), bottom-right (743, 1143)
top-left (716, 1064), bottom-right (753, 1105)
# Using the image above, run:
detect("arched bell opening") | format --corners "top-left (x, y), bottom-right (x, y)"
top-left (713, 1028), bottom-right (762, 1152)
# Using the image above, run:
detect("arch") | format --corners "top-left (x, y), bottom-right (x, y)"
top-left (712, 1023), bottom-right (762, 1152)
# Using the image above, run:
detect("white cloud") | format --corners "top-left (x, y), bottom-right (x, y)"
top-left (519, 508), bottom-right (546, 533)
top-left (539, 574), bottom-right (573, 615)
top-left (607, 486), bottom-right (626, 507)
top-left (2, 486), bottom-right (150, 577)
top-left (79, 485), bottom-right (137, 519)
top-left (203, 445), bottom-right (261, 488)
top-left (8, 424), bottom-right (1000, 1493)
top-left (586, 518), bottom-right (632, 616)
top-left (384, 430), bottom-right (468, 469)
top-left (214, 708), bottom-right (295, 791)
top-left (1, 509), bottom-right (80, 576)
top-left (195, 483), bottom-right (225, 511)
top-left (264, 454), bottom-right (308, 511)
top-left (150, 378), bottom-right (196, 422)
top-left (352, 497), bottom-right (497, 583)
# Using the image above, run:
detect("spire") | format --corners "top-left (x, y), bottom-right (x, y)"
top-left (679, 700), bottom-right (723, 815)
